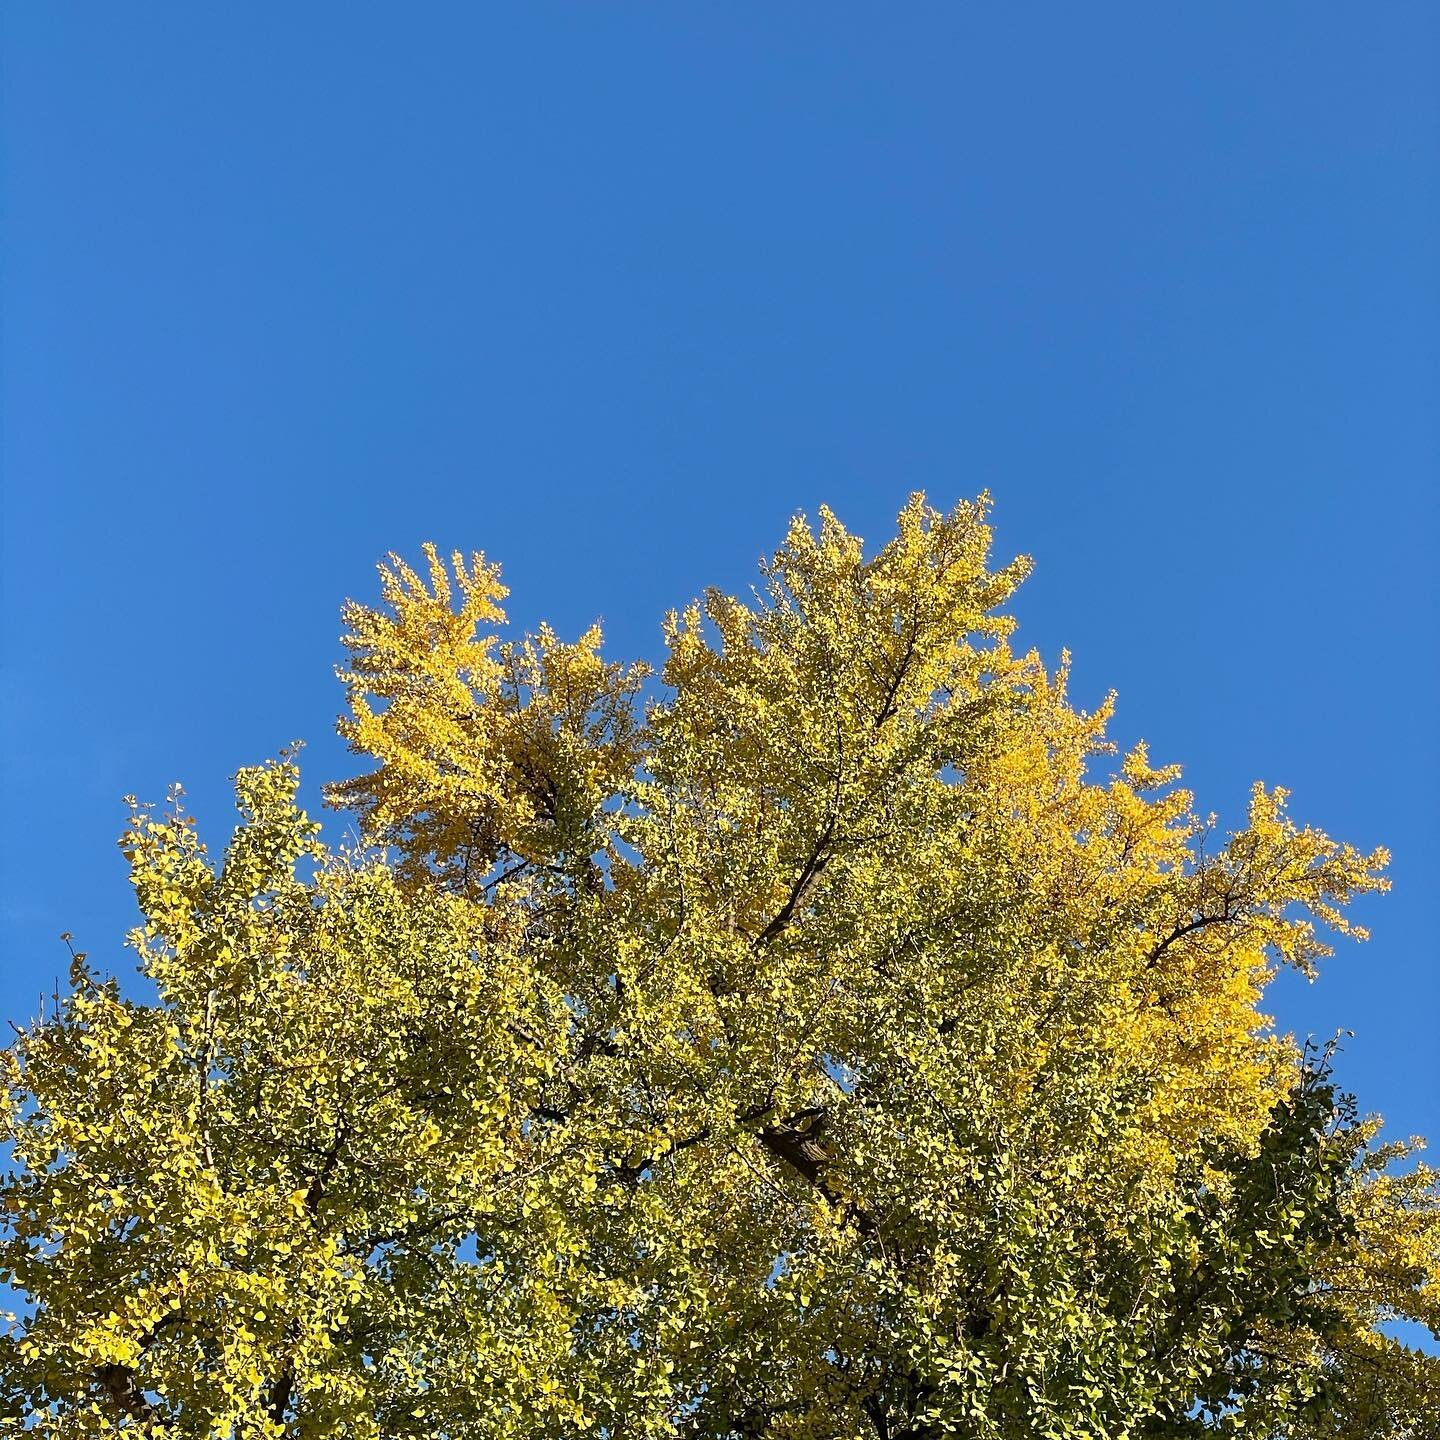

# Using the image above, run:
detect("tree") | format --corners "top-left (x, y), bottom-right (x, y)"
top-left (4, 495), bottom-right (1437, 1438)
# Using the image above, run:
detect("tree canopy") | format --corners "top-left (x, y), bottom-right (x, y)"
top-left (4, 496), bottom-right (1437, 1438)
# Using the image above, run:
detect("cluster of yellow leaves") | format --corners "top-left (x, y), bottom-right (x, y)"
top-left (3, 760), bottom-right (634, 1437)
top-left (332, 544), bottom-right (646, 887)
top-left (3, 495), bottom-right (1436, 1439)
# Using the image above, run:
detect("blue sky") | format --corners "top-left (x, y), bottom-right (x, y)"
top-left (2, 2), bottom-right (1435, 1168)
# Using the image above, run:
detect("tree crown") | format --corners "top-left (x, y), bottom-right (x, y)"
top-left (4, 496), bottom-right (1435, 1438)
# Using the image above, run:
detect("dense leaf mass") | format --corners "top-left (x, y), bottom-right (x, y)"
top-left (4, 497), bottom-right (1437, 1437)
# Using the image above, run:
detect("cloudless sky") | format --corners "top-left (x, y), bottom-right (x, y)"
top-left (2, 6), bottom-right (1436, 1168)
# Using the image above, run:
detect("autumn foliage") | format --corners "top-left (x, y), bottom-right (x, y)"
top-left (4, 497), bottom-right (1437, 1437)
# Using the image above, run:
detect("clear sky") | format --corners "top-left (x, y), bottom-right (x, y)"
top-left (2, 4), bottom-right (1436, 1168)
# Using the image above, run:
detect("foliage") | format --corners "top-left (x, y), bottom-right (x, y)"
top-left (4, 497), bottom-right (1436, 1437)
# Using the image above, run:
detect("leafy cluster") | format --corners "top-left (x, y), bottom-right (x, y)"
top-left (4, 497), bottom-right (1436, 1437)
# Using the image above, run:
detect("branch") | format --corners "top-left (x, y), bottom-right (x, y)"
top-left (267, 1364), bottom-right (295, 1429)
top-left (755, 1105), bottom-right (878, 1239)
top-left (754, 815), bottom-right (838, 949)
top-left (872, 607), bottom-right (923, 730)
top-left (95, 1362), bottom-right (158, 1426)
top-left (1143, 892), bottom-right (1242, 969)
